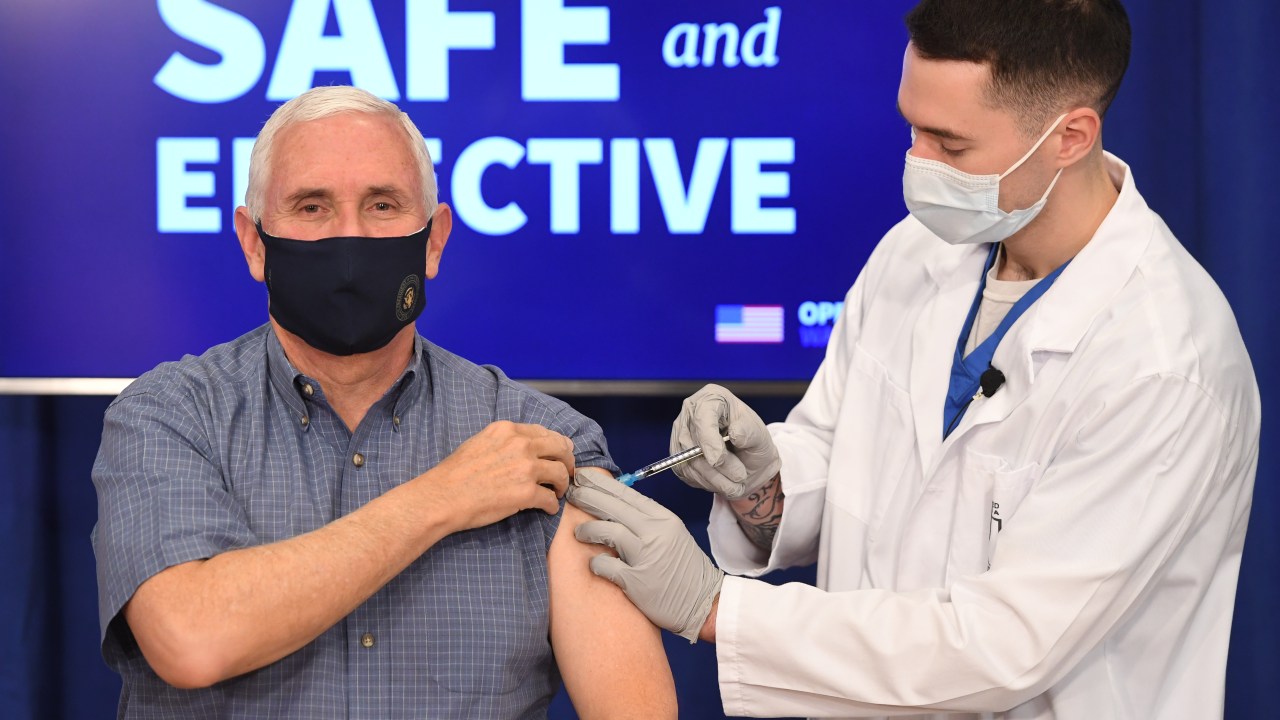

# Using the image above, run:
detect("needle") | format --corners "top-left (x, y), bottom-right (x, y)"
top-left (617, 435), bottom-right (732, 487)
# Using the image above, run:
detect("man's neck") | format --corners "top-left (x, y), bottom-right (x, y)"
top-left (272, 321), bottom-right (416, 431)
top-left (998, 156), bottom-right (1120, 281)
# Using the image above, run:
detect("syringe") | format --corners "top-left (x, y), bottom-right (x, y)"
top-left (618, 435), bottom-right (732, 487)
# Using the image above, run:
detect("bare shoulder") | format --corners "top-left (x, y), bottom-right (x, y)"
top-left (547, 497), bottom-right (677, 719)
top-left (548, 502), bottom-right (617, 576)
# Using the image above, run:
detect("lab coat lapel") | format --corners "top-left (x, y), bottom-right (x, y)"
top-left (1025, 154), bottom-right (1155, 355)
top-left (937, 153), bottom-right (1155, 442)
top-left (908, 240), bottom-right (988, 475)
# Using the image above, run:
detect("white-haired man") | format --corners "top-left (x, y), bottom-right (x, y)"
top-left (92, 86), bottom-right (676, 719)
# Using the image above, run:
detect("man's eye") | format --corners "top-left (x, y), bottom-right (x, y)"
top-left (301, 204), bottom-right (321, 213)
top-left (939, 145), bottom-right (964, 158)
top-left (373, 202), bottom-right (393, 212)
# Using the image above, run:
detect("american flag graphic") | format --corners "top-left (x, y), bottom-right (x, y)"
top-left (715, 305), bottom-right (784, 343)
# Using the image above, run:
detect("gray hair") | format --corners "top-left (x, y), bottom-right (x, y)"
top-left (244, 86), bottom-right (437, 221)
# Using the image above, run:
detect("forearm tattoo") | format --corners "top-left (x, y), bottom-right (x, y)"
top-left (733, 477), bottom-right (784, 550)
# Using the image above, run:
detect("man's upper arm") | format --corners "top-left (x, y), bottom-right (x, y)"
top-left (548, 501), bottom-right (676, 720)
top-left (92, 388), bottom-right (254, 650)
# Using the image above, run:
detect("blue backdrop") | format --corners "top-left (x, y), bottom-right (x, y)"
top-left (1, 0), bottom-right (1276, 717)
top-left (0, 0), bottom-right (909, 383)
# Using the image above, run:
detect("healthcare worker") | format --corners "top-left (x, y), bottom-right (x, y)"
top-left (567, 0), bottom-right (1261, 718)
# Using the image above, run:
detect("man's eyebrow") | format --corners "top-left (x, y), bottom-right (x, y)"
top-left (283, 187), bottom-right (333, 205)
top-left (896, 102), bottom-right (972, 142)
top-left (365, 185), bottom-right (409, 198)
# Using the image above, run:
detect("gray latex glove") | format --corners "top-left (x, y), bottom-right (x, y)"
top-left (671, 384), bottom-right (781, 499)
top-left (568, 468), bottom-right (724, 643)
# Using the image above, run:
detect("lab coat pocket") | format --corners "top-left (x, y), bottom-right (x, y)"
top-left (948, 450), bottom-right (1039, 580)
top-left (827, 343), bottom-right (914, 529)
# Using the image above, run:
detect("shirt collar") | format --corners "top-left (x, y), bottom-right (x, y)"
top-left (265, 328), bottom-right (310, 420)
top-left (390, 334), bottom-right (428, 421)
top-left (264, 326), bottom-right (429, 424)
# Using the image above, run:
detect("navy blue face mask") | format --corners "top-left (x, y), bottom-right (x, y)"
top-left (257, 221), bottom-right (431, 356)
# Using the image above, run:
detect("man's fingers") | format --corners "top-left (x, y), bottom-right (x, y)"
top-left (501, 422), bottom-right (575, 477)
top-left (534, 459), bottom-right (571, 497)
top-left (526, 432), bottom-right (572, 456)
top-left (516, 424), bottom-right (576, 453)
top-left (567, 471), bottom-right (670, 520)
top-left (575, 519), bottom-right (643, 560)
top-left (715, 452), bottom-right (749, 487)
top-left (573, 466), bottom-right (614, 486)
top-left (676, 456), bottom-right (742, 495)
top-left (587, 554), bottom-right (630, 590)
top-left (670, 417), bottom-right (696, 456)
top-left (527, 433), bottom-right (575, 472)
top-left (532, 485), bottom-right (561, 515)
top-left (565, 483), bottom-right (628, 522)
top-left (506, 421), bottom-right (563, 438)
top-left (689, 399), bottom-right (730, 466)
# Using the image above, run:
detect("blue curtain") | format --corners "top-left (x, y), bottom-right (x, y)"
top-left (1, 397), bottom-right (124, 717)
top-left (2, 0), bottom-right (1276, 717)
top-left (1107, 2), bottom-right (1280, 713)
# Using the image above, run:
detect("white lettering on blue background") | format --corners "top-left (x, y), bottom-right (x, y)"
top-left (151, 3), bottom-right (796, 236)
top-left (521, 0), bottom-right (619, 101)
top-left (157, 137), bottom-right (221, 233)
top-left (406, 0), bottom-right (495, 101)
top-left (609, 139), bottom-right (641, 235)
top-left (644, 138), bottom-right (729, 234)
top-left (155, 3), bottom-right (780, 101)
top-left (798, 301), bottom-right (844, 327)
top-left (451, 137), bottom-right (529, 236)
top-left (527, 139), bottom-right (605, 234)
top-left (267, 0), bottom-right (399, 100)
top-left (153, 0), bottom-right (265, 103)
top-left (663, 7), bottom-right (781, 69)
top-left (798, 300), bottom-right (844, 348)
top-left (161, 135), bottom-right (796, 236)
top-left (732, 138), bottom-right (794, 234)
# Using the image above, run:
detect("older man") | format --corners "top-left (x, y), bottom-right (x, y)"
top-left (92, 86), bottom-right (675, 718)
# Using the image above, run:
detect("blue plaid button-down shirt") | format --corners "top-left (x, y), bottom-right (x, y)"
top-left (92, 325), bottom-right (617, 719)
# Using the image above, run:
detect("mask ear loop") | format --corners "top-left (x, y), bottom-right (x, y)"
top-left (1034, 167), bottom-right (1065, 204)
top-left (997, 113), bottom-right (1069, 180)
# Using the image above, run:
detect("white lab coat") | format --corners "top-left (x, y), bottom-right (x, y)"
top-left (709, 154), bottom-right (1260, 720)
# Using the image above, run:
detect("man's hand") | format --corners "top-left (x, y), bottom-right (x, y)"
top-left (426, 420), bottom-right (575, 531)
top-left (567, 468), bottom-right (723, 643)
top-left (671, 384), bottom-right (781, 499)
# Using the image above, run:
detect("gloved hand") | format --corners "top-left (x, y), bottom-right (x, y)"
top-left (568, 468), bottom-right (724, 643)
top-left (671, 384), bottom-right (781, 499)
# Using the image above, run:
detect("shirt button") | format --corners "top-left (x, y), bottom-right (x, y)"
top-left (300, 415), bottom-right (310, 427)
top-left (360, 632), bottom-right (375, 649)
top-left (393, 416), bottom-right (401, 427)
top-left (302, 383), bottom-right (315, 397)
top-left (352, 453), bottom-right (365, 468)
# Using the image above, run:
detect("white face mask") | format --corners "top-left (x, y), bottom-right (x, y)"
top-left (903, 114), bottom-right (1067, 245)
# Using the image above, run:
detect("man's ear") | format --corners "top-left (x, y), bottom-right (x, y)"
top-left (425, 203), bottom-right (453, 280)
top-left (1057, 108), bottom-right (1102, 167)
top-left (233, 207), bottom-right (266, 283)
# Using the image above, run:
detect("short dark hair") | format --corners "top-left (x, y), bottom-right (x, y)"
top-left (905, 0), bottom-right (1131, 135)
